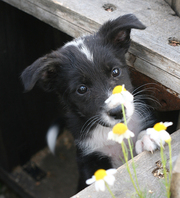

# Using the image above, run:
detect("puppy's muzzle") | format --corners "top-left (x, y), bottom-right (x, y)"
top-left (108, 105), bottom-right (123, 120)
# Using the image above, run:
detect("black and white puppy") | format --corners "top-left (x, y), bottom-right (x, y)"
top-left (21, 14), bottom-right (156, 191)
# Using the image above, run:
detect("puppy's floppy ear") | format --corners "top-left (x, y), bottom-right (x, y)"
top-left (21, 52), bottom-right (62, 92)
top-left (98, 14), bottom-right (146, 50)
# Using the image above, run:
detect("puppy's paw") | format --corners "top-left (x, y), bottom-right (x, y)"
top-left (135, 134), bottom-right (158, 154)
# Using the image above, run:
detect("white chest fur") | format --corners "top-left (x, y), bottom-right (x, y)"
top-left (77, 112), bottom-right (144, 168)
top-left (77, 124), bottom-right (125, 168)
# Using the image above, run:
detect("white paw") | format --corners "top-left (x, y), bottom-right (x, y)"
top-left (135, 122), bottom-right (172, 155)
top-left (135, 134), bottom-right (158, 154)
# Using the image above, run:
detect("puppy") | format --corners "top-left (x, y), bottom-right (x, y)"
top-left (21, 14), bottom-right (156, 191)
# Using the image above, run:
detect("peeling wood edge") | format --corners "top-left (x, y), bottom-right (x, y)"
top-left (126, 50), bottom-right (180, 97)
top-left (127, 41), bottom-right (180, 95)
top-left (129, 41), bottom-right (180, 80)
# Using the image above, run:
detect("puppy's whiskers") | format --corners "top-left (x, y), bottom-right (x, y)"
top-left (80, 116), bottom-right (100, 136)
top-left (132, 83), bottom-right (158, 95)
top-left (80, 115), bottom-right (99, 133)
top-left (133, 84), bottom-right (161, 108)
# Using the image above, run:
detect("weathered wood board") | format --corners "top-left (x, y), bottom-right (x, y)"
top-left (2, 0), bottom-right (180, 97)
top-left (72, 130), bottom-right (180, 198)
top-left (1, 1), bottom-right (180, 197)
top-left (165, 0), bottom-right (180, 17)
top-left (0, 131), bottom-right (79, 198)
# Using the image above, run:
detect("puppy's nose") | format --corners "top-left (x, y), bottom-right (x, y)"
top-left (108, 106), bottom-right (123, 120)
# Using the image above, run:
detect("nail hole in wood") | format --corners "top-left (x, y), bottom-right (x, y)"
top-left (103, 4), bottom-right (116, 12)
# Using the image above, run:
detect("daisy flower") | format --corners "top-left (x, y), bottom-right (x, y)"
top-left (105, 85), bottom-right (134, 106)
top-left (86, 169), bottom-right (117, 191)
top-left (147, 122), bottom-right (173, 146)
top-left (105, 85), bottom-right (134, 118)
top-left (108, 123), bottom-right (134, 144)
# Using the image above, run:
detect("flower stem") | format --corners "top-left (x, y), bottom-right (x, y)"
top-left (127, 138), bottom-right (141, 193)
top-left (160, 144), bottom-right (170, 198)
top-left (121, 141), bottom-right (139, 195)
top-left (168, 141), bottom-right (172, 197)
top-left (105, 181), bottom-right (116, 198)
top-left (121, 103), bottom-right (142, 197)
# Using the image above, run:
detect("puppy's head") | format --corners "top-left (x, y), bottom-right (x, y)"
top-left (21, 14), bottom-right (145, 128)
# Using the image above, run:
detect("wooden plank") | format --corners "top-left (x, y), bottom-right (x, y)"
top-left (165, 0), bottom-right (180, 17)
top-left (1, 0), bottom-right (100, 37)
top-left (2, 0), bottom-right (180, 97)
top-left (0, 131), bottom-right (78, 198)
top-left (72, 130), bottom-right (180, 198)
top-left (129, 55), bottom-right (180, 95)
top-left (127, 41), bottom-right (180, 97)
top-left (165, 0), bottom-right (172, 5)
top-left (0, 167), bottom-right (33, 198)
top-left (170, 154), bottom-right (180, 197)
top-left (173, 0), bottom-right (180, 16)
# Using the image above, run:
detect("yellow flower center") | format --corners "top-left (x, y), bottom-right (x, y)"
top-left (153, 123), bottom-right (167, 132)
top-left (94, 169), bottom-right (107, 181)
top-left (112, 85), bottom-right (126, 94)
top-left (112, 123), bottom-right (128, 135)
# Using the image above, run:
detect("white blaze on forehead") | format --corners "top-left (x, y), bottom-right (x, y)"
top-left (64, 38), bottom-right (93, 62)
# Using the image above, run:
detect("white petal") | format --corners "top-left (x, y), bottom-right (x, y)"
top-left (95, 180), bottom-right (105, 191)
top-left (146, 128), bottom-right (156, 135)
top-left (106, 168), bottom-right (117, 175)
top-left (117, 135), bottom-right (124, 143)
top-left (95, 181), bottom-right (100, 191)
top-left (148, 130), bottom-right (159, 138)
top-left (164, 122), bottom-right (173, 127)
top-left (122, 84), bottom-right (125, 90)
top-left (107, 131), bottom-right (114, 140)
top-left (105, 95), bottom-right (114, 104)
top-left (123, 132), bottom-right (130, 139)
top-left (86, 176), bottom-right (96, 185)
top-left (104, 175), bottom-right (115, 186)
top-left (118, 94), bottom-right (125, 103)
top-left (112, 137), bottom-right (117, 142)
top-left (159, 130), bottom-right (171, 142)
top-left (112, 95), bottom-right (124, 105)
top-left (129, 131), bottom-right (135, 137)
top-left (105, 94), bottom-right (125, 108)
top-left (108, 133), bottom-right (117, 142)
top-left (111, 136), bottom-right (117, 142)
top-left (123, 130), bottom-right (134, 139)
top-left (124, 101), bottom-right (134, 117)
top-left (122, 91), bottom-right (134, 102)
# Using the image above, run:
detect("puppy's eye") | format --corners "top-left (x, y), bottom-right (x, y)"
top-left (112, 68), bottom-right (121, 77)
top-left (77, 85), bottom-right (87, 94)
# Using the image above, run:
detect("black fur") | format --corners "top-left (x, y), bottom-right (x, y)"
top-left (21, 14), bottom-right (153, 191)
